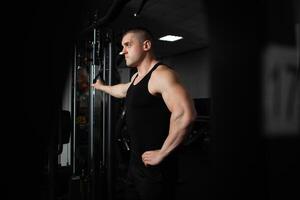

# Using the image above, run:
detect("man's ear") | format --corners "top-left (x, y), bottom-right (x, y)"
top-left (143, 40), bottom-right (152, 51)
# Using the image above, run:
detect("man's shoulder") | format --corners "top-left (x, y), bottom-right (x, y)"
top-left (154, 64), bottom-right (175, 75)
top-left (153, 64), bottom-right (177, 79)
top-left (151, 64), bottom-right (179, 86)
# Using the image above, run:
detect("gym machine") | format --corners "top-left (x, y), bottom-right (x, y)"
top-left (69, 2), bottom-right (131, 200)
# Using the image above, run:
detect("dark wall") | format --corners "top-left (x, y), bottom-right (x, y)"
top-left (9, 1), bottom-right (87, 199)
top-left (205, 0), bottom-right (299, 200)
top-left (263, 0), bottom-right (300, 199)
top-left (205, 1), bottom-right (267, 199)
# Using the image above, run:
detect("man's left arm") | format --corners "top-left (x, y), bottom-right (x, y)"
top-left (142, 69), bottom-right (197, 166)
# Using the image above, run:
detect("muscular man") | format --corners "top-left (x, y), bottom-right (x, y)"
top-left (91, 27), bottom-right (196, 200)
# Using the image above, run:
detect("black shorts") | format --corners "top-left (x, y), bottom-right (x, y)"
top-left (124, 153), bottom-right (179, 200)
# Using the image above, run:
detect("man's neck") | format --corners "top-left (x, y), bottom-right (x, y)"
top-left (136, 56), bottom-right (158, 77)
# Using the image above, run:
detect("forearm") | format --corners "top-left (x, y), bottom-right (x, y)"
top-left (159, 112), bottom-right (195, 158)
top-left (97, 83), bottom-right (128, 98)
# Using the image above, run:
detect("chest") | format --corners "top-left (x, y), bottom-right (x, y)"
top-left (132, 74), bottom-right (159, 96)
top-left (126, 80), bottom-right (162, 108)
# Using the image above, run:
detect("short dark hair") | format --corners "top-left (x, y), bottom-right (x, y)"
top-left (121, 26), bottom-right (154, 43)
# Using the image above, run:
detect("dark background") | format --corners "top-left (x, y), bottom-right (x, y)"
top-left (5, 0), bottom-right (299, 200)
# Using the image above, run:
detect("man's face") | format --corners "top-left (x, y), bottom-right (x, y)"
top-left (121, 32), bottom-right (145, 67)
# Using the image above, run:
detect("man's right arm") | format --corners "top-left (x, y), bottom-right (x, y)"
top-left (91, 80), bottom-right (130, 98)
top-left (91, 73), bottom-right (137, 98)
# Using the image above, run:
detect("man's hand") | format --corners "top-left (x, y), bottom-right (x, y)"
top-left (141, 150), bottom-right (164, 167)
top-left (91, 79), bottom-right (104, 90)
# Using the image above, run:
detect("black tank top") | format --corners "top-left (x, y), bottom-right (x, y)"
top-left (125, 62), bottom-right (171, 157)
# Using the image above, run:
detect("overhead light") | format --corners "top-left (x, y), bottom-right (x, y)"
top-left (159, 35), bottom-right (183, 42)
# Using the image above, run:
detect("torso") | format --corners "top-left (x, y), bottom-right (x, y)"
top-left (125, 62), bottom-right (171, 157)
